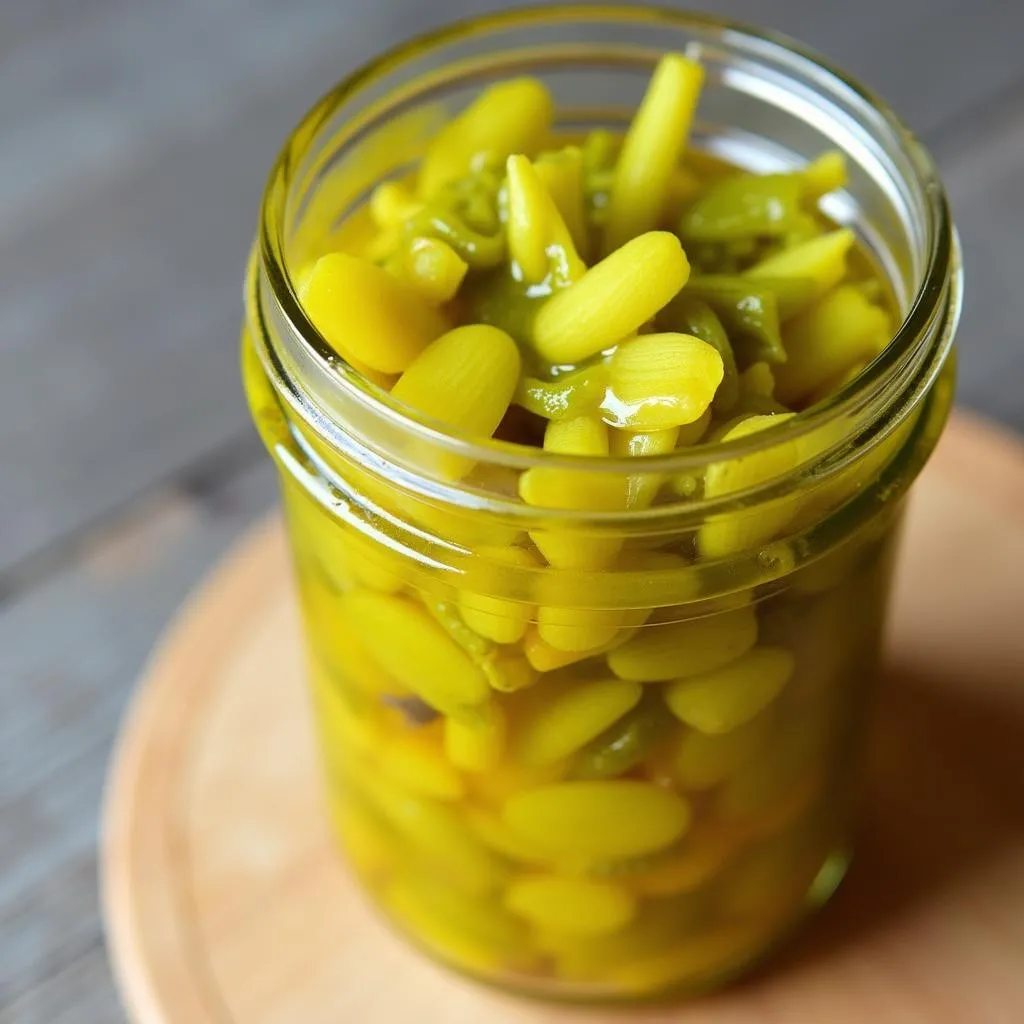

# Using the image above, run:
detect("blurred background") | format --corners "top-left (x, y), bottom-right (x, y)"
top-left (1, 1), bottom-right (1022, 1021)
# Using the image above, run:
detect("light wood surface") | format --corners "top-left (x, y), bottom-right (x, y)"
top-left (101, 415), bottom-right (1024, 1024)
top-left (5, 2), bottom-right (1024, 1018)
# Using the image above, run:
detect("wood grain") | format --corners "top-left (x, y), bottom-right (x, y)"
top-left (0, 462), bottom-right (277, 1021)
top-left (101, 415), bottom-right (1024, 1024)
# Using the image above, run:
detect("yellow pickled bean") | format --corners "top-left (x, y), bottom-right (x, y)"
top-left (300, 252), bottom-right (448, 373)
top-left (802, 150), bottom-right (847, 200)
top-left (391, 324), bottom-right (520, 478)
top-left (523, 626), bottom-right (613, 673)
top-left (612, 425), bottom-right (680, 510)
top-left (505, 154), bottom-right (585, 286)
top-left (536, 605), bottom-right (625, 652)
top-left (330, 797), bottom-right (398, 879)
top-left (360, 775), bottom-right (506, 893)
top-left (418, 78), bottom-right (553, 197)
top-left (370, 180), bottom-right (424, 228)
top-left (513, 678), bottom-right (642, 766)
top-left (458, 545), bottom-right (539, 645)
top-left (385, 873), bottom-right (535, 972)
top-left (389, 236), bottom-right (469, 305)
top-left (698, 413), bottom-right (801, 558)
top-left (340, 591), bottom-right (490, 719)
top-left (605, 332), bottom-right (724, 430)
top-left (534, 146), bottom-right (588, 253)
top-left (664, 647), bottom-right (793, 734)
top-left (607, 923), bottom-right (763, 994)
top-left (607, 605), bottom-right (758, 683)
top-left (505, 874), bottom-right (636, 936)
top-left (504, 781), bottom-right (692, 860)
top-left (487, 653), bottom-right (540, 694)
top-left (605, 54), bottom-right (704, 250)
top-left (444, 701), bottom-right (506, 773)
top-left (464, 807), bottom-right (558, 866)
top-left (745, 228), bottom-right (855, 318)
top-left (775, 284), bottom-right (891, 405)
top-left (625, 824), bottom-right (740, 896)
top-left (521, 416), bottom-right (626, 570)
top-left (533, 232), bottom-right (689, 364)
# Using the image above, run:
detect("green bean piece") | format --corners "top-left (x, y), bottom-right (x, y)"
top-left (571, 693), bottom-right (675, 780)
top-left (421, 595), bottom-right (523, 693)
top-left (422, 596), bottom-right (494, 658)
top-left (462, 267), bottom-right (549, 346)
top-left (440, 165), bottom-right (504, 233)
top-left (658, 293), bottom-right (739, 412)
top-left (685, 241), bottom-right (745, 275)
top-left (515, 365), bottom-right (609, 421)
top-left (406, 206), bottom-right (505, 269)
top-left (685, 275), bottom-right (786, 367)
top-left (679, 172), bottom-right (805, 242)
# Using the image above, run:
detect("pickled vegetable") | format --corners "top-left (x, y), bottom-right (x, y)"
top-left (340, 591), bottom-right (490, 718)
top-left (571, 692), bottom-right (674, 779)
top-left (605, 54), bottom-right (704, 250)
top-left (503, 781), bottom-right (692, 860)
top-left (243, 45), bottom-right (908, 1001)
top-left (505, 875), bottom-right (636, 936)
top-left (663, 647), bottom-right (793, 734)
top-left (300, 252), bottom-right (448, 372)
top-left (512, 678), bottom-right (642, 766)
top-left (605, 332), bottom-right (724, 430)
top-left (607, 605), bottom-right (758, 682)
top-left (533, 231), bottom-right (690, 364)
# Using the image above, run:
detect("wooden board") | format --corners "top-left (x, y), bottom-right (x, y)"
top-left (101, 413), bottom-right (1024, 1024)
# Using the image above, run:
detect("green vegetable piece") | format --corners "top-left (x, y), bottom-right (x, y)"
top-left (422, 596), bottom-right (494, 658)
top-left (685, 275), bottom-right (786, 367)
top-left (680, 172), bottom-right (805, 242)
top-left (658, 293), bottom-right (739, 412)
top-left (438, 164), bottom-right (504, 233)
top-left (516, 364), bottom-right (609, 421)
top-left (406, 205), bottom-right (505, 269)
top-left (462, 266), bottom-right (549, 345)
top-left (572, 693), bottom-right (675, 779)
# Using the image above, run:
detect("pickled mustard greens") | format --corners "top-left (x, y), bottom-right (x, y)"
top-left (245, 53), bottom-right (908, 999)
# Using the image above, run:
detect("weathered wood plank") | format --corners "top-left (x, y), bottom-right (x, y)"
top-left (0, 944), bottom-right (126, 1024)
top-left (0, 460), bottom-right (277, 1017)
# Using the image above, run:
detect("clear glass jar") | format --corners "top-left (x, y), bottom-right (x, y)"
top-left (241, 6), bottom-right (960, 1002)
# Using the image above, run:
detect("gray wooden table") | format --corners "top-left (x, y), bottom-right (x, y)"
top-left (1, 2), bottom-right (1022, 1021)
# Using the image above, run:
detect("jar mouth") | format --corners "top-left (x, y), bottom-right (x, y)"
top-left (254, 3), bottom-right (958, 483)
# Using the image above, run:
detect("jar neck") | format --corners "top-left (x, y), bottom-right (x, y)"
top-left (246, 6), bottom-right (959, 544)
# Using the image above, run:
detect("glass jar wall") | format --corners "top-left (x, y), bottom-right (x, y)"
top-left (242, 7), bottom-right (959, 1001)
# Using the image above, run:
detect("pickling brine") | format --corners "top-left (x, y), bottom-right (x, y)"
top-left (242, 8), bottom-right (959, 1002)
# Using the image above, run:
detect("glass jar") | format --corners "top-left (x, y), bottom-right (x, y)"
top-left (241, 6), bottom-right (960, 1002)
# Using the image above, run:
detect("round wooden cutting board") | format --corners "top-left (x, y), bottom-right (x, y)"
top-left (102, 413), bottom-right (1024, 1024)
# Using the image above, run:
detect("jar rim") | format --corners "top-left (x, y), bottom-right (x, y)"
top-left (254, 3), bottom-right (958, 481)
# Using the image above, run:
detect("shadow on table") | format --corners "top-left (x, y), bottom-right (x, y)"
top-left (734, 659), bottom-right (1024, 991)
